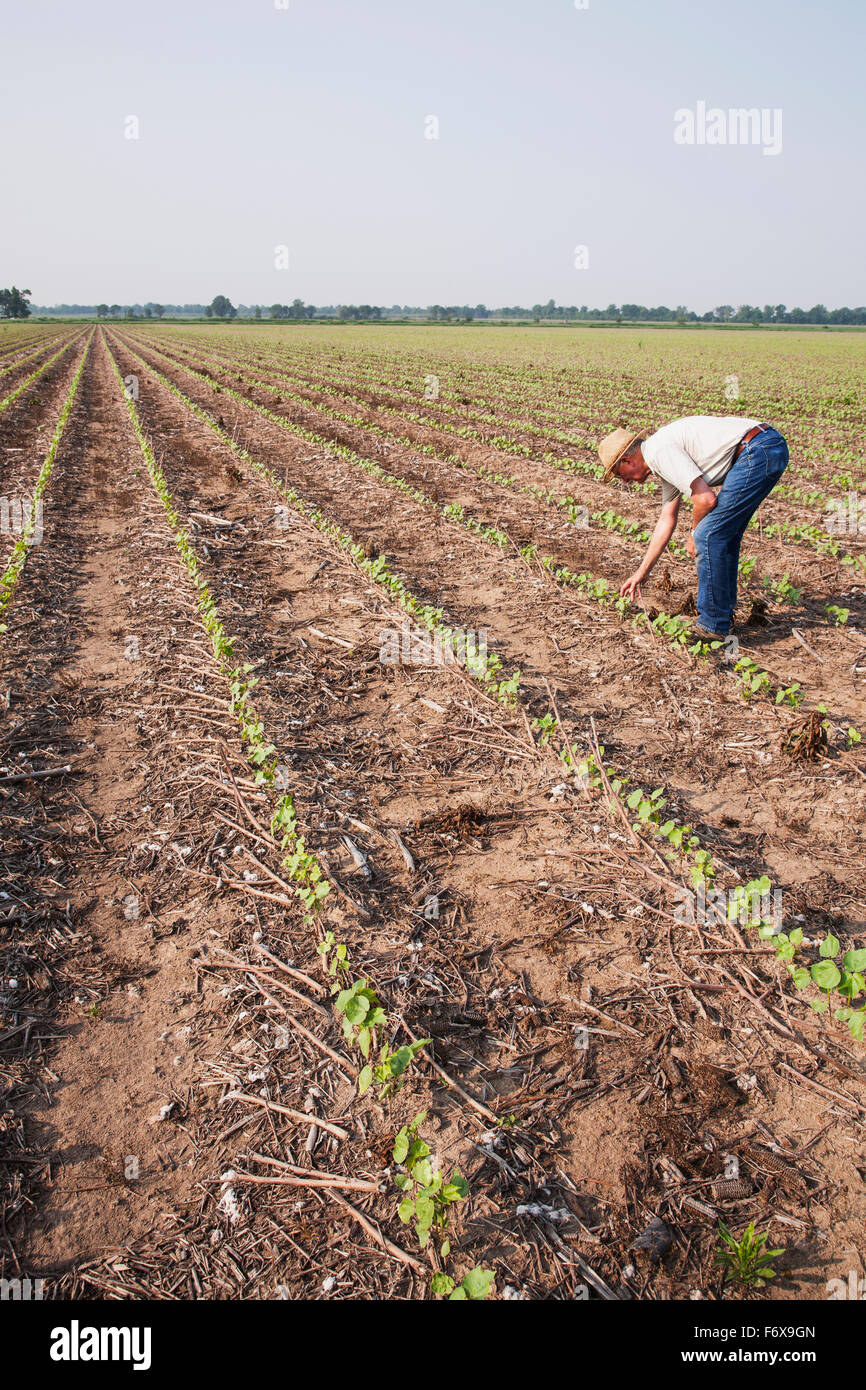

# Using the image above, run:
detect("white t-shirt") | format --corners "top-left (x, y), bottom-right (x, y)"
top-left (642, 416), bottom-right (761, 504)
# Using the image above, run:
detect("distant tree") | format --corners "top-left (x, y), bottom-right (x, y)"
top-left (714, 305), bottom-right (733, 322)
top-left (110, 304), bottom-right (121, 317)
top-left (143, 306), bottom-right (152, 318)
top-left (152, 304), bottom-right (165, 318)
top-left (125, 307), bottom-right (136, 319)
top-left (208, 295), bottom-right (236, 319)
top-left (0, 286), bottom-right (32, 318)
top-left (253, 305), bottom-right (262, 319)
top-left (95, 303), bottom-right (109, 318)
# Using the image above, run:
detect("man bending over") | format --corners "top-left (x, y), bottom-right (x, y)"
top-left (598, 417), bottom-right (789, 639)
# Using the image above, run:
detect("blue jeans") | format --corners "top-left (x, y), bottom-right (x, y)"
top-left (692, 426), bottom-right (788, 635)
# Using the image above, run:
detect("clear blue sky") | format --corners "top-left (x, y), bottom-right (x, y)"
top-left (2, 0), bottom-right (863, 309)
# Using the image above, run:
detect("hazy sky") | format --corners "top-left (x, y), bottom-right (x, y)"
top-left (2, 0), bottom-right (863, 309)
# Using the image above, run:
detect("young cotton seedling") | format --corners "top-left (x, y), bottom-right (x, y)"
top-left (393, 1113), bottom-right (469, 1251)
top-left (271, 796), bottom-right (330, 921)
top-left (734, 656), bottom-right (770, 700)
top-left (806, 935), bottom-right (866, 1036)
top-left (826, 604), bottom-right (850, 626)
top-left (431, 1267), bottom-right (496, 1301)
top-left (359, 1037), bottom-right (430, 1098)
top-left (531, 712), bottom-right (558, 746)
top-left (317, 929), bottom-right (350, 983)
top-left (763, 573), bottom-right (803, 605)
top-left (316, 935), bottom-right (430, 1092)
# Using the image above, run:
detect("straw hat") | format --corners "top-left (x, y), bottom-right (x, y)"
top-left (598, 428), bottom-right (641, 482)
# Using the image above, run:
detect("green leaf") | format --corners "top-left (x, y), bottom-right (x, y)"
top-left (357, 1064), bottom-right (373, 1095)
top-left (810, 960), bottom-right (841, 991)
top-left (843, 949), bottom-right (866, 972)
top-left (388, 1045), bottom-right (415, 1077)
top-left (819, 933), bottom-right (840, 959)
top-left (413, 1162), bottom-right (434, 1191)
top-left (460, 1267), bottom-right (496, 1300)
top-left (447, 1170), bottom-right (469, 1199)
top-left (431, 1273), bottom-right (454, 1296)
top-left (344, 994), bottom-right (370, 1027)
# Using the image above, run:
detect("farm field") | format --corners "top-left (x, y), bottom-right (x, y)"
top-left (1, 321), bottom-right (865, 1302)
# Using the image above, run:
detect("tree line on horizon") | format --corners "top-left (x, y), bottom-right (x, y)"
top-left (8, 290), bottom-right (866, 325)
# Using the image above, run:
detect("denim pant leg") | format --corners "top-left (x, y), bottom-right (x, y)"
top-left (693, 430), bottom-right (789, 634)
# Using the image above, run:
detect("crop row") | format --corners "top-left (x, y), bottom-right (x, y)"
top-left (0, 333), bottom-right (85, 417)
top-left (0, 332), bottom-right (67, 381)
top-left (0, 336), bottom-right (91, 631)
top-left (0, 327), bottom-right (60, 363)
top-left (107, 337), bottom-right (501, 1294)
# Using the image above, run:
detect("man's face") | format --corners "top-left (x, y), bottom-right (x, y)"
top-left (616, 447), bottom-right (650, 484)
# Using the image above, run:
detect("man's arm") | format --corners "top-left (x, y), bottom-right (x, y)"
top-left (685, 477), bottom-right (717, 556)
top-left (620, 496), bottom-right (680, 599)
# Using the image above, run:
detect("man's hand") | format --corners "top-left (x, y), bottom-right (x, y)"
top-left (620, 572), bottom-right (643, 601)
top-left (686, 531), bottom-right (696, 559)
top-left (618, 497), bottom-right (679, 601)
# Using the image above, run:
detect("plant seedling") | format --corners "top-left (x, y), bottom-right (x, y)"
top-left (431, 1267), bottom-right (496, 1300)
top-left (393, 1112), bottom-right (469, 1249)
top-left (715, 1220), bottom-right (785, 1288)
